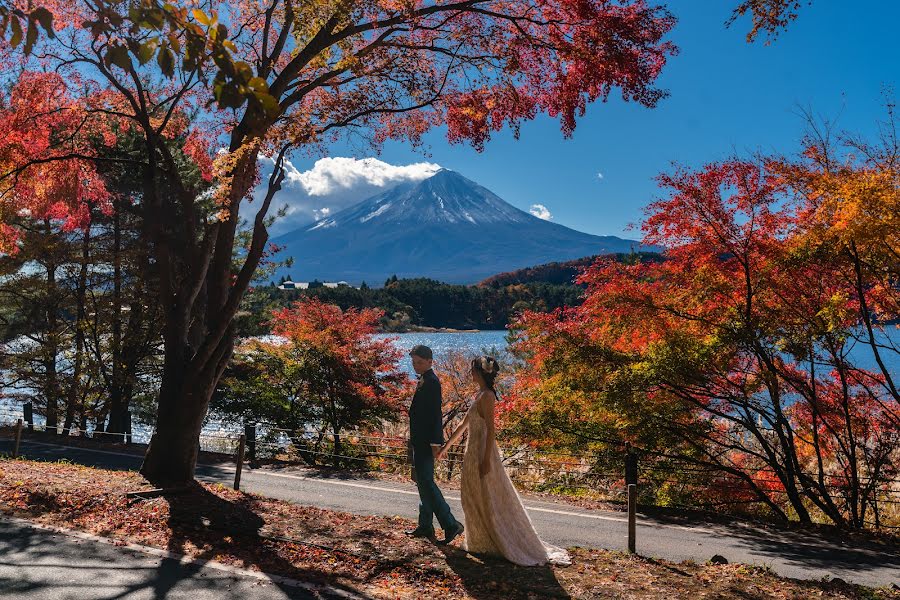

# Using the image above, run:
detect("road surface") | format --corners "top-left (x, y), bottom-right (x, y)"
top-left (0, 515), bottom-right (356, 599)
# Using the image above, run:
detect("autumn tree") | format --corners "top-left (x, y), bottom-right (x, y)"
top-left (510, 145), bottom-right (899, 528)
top-left (0, 72), bottom-right (114, 431)
top-left (431, 348), bottom-right (515, 478)
top-left (215, 297), bottom-right (409, 464)
top-left (0, 0), bottom-right (678, 484)
top-left (778, 107), bottom-right (900, 407)
top-left (727, 0), bottom-right (812, 42)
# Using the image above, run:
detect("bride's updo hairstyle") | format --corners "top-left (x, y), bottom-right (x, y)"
top-left (471, 356), bottom-right (501, 391)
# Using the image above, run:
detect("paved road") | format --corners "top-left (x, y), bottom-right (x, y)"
top-left (0, 515), bottom-right (354, 599)
top-left (2, 438), bottom-right (898, 588)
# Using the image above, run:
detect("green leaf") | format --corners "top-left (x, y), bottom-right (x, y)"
top-left (107, 44), bottom-right (132, 71)
top-left (10, 15), bottom-right (22, 48)
top-left (234, 61), bottom-right (253, 83)
top-left (30, 8), bottom-right (54, 37)
top-left (214, 77), bottom-right (245, 110)
top-left (137, 40), bottom-right (157, 65)
top-left (255, 92), bottom-right (281, 118)
top-left (23, 20), bottom-right (37, 55)
top-left (247, 77), bottom-right (269, 93)
top-left (192, 9), bottom-right (210, 26)
top-left (81, 19), bottom-right (106, 37)
top-left (182, 54), bottom-right (198, 73)
top-left (146, 9), bottom-right (165, 30)
top-left (157, 46), bottom-right (174, 78)
top-left (211, 48), bottom-right (233, 72)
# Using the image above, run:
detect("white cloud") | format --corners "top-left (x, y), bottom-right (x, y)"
top-left (287, 156), bottom-right (440, 196)
top-left (252, 156), bottom-right (441, 234)
top-left (529, 204), bottom-right (553, 220)
top-left (596, 172), bottom-right (604, 180)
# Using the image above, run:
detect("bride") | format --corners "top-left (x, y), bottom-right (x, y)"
top-left (437, 356), bottom-right (570, 566)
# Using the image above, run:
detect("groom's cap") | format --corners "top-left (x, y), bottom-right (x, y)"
top-left (409, 344), bottom-right (433, 360)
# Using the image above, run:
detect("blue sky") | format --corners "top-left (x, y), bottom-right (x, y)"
top-left (274, 0), bottom-right (899, 239)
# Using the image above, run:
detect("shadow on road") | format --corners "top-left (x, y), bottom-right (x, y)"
top-left (161, 483), bottom-right (373, 599)
top-left (0, 517), bottom-right (284, 599)
top-left (641, 506), bottom-right (900, 578)
top-left (713, 521), bottom-right (900, 576)
top-left (438, 544), bottom-right (570, 599)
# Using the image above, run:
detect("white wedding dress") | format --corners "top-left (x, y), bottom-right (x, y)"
top-left (460, 396), bottom-right (571, 566)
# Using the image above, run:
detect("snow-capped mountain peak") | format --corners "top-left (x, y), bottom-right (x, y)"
top-left (276, 169), bottom-right (650, 285)
top-left (303, 169), bottom-right (534, 231)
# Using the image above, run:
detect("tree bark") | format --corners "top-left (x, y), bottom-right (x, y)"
top-left (64, 226), bottom-right (91, 436)
top-left (138, 137), bottom-right (284, 485)
top-left (101, 202), bottom-right (128, 440)
top-left (140, 326), bottom-right (234, 484)
top-left (42, 219), bottom-right (60, 434)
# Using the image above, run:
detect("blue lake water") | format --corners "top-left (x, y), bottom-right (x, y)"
top-left (2, 328), bottom-right (896, 442)
top-left (376, 330), bottom-right (511, 375)
top-left (385, 329), bottom-right (899, 377)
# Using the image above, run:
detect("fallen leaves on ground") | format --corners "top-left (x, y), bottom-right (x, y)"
top-left (0, 457), bottom-right (896, 599)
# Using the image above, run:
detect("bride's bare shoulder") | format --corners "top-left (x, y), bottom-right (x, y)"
top-left (475, 389), bottom-right (496, 417)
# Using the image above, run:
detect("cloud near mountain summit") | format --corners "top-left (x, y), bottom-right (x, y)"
top-left (254, 156), bottom-right (441, 234)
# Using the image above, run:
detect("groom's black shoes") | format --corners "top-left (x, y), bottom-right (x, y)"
top-left (404, 528), bottom-right (435, 539)
top-left (439, 522), bottom-right (464, 545)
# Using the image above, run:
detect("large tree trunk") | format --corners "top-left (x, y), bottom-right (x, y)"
top-left (139, 321), bottom-right (234, 484)
top-left (137, 132), bottom-right (283, 486)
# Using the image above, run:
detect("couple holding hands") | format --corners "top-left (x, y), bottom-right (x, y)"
top-left (406, 344), bottom-right (569, 567)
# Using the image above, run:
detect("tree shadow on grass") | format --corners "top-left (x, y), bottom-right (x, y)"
top-left (159, 482), bottom-right (373, 599)
top-left (437, 544), bottom-right (570, 600)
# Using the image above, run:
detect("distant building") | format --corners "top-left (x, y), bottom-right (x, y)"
top-left (278, 280), bottom-right (354, 290)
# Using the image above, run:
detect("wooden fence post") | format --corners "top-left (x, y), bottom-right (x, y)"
top-left (625, 442), bottom-right (638, 554)
top-left (13, 419), bottom-right (23, 459)
top-left (234, 434), bottom-right (246, 491)
top-left (627, 483), bottom-right (637, 553)
top-left (23, 402), bottom-right (33, 432)
top-left (124, 410), bottom-right (132, 445)
top-left (244, 423), bottom-right (256, 466)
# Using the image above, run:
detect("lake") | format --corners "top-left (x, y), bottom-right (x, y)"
top-left (0, 330), bottom-right (513, 442)
top-left (376, 330), bottom-right (511, 375)
top-left (2, 328), bottom-right (896, 442)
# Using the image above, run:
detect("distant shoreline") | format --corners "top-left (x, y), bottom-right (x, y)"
top-left (378, 325), bottom-right (483, 334)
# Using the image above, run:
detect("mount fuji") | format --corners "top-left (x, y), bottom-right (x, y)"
top-left (271, 169), bottom-right (652, 285)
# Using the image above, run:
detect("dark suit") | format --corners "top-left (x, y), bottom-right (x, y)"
top-left (409, 369), bottom-right (458, 534)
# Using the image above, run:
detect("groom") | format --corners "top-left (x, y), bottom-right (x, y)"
top-left (406, 344), bottom-right (464, 544)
